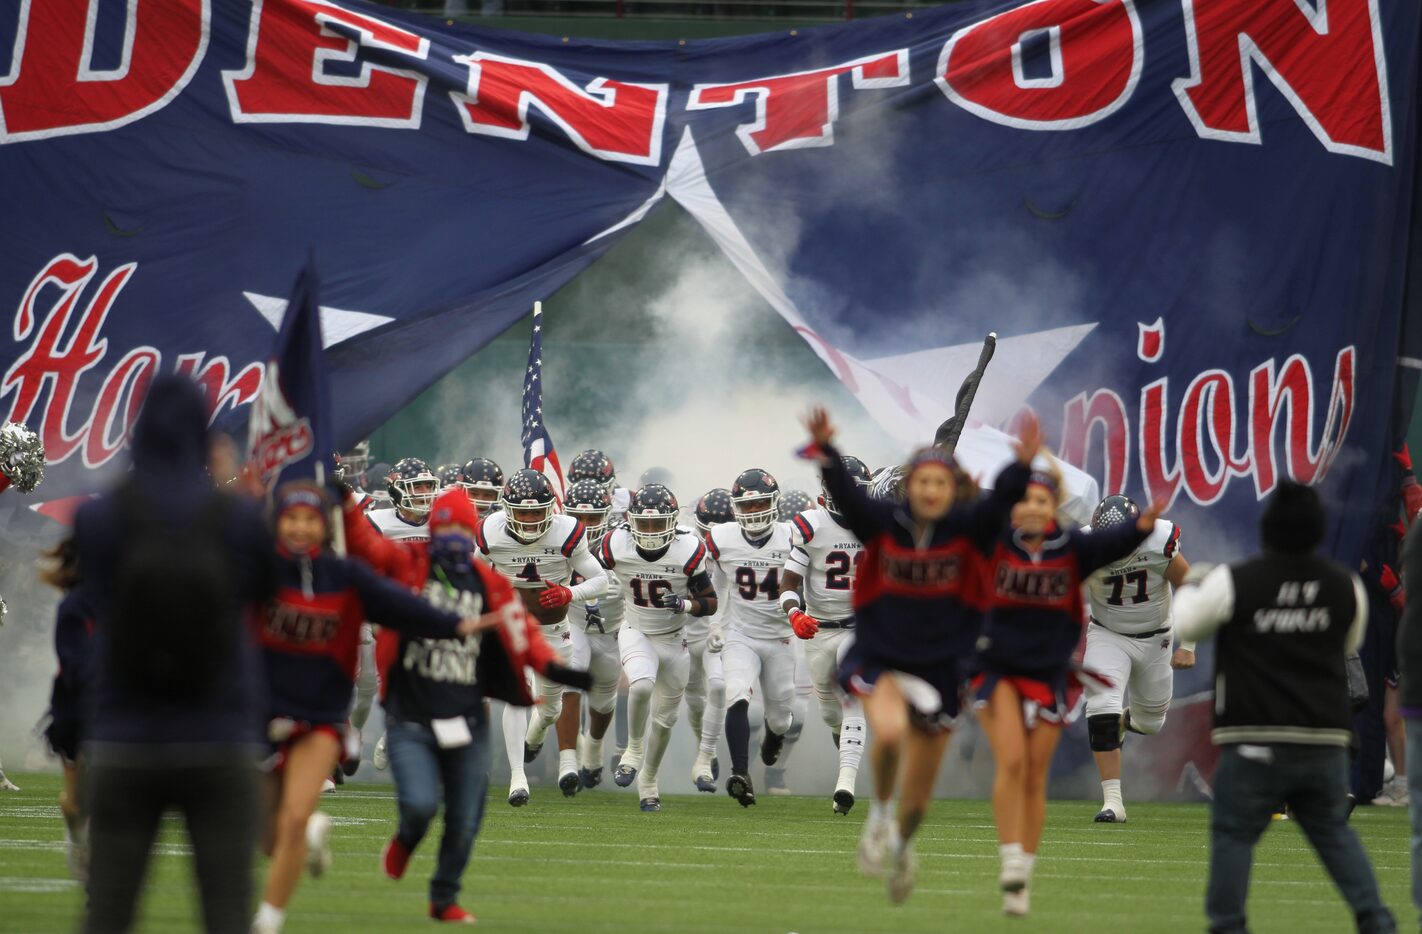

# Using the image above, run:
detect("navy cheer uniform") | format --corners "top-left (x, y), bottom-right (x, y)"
top-left (44, 589), bottom-right (95, 763)
top-left (973, 522), bottom-right (1148, 719)
top-left (818, 443), bottom-right (1029, 724)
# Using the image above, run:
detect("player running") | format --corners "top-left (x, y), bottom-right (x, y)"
top-left (476, 469), bottom-right (606, 805)
top-left (599, 484), bottom-right (717, 811)
top-left (710, 469), bottom-right (796, 808)
top-left (803, 405), bottom-right (1040, 905)
top-left (780, 455), bottom-right (871, 815)
top-left (973, 466), bottom-right (1161, 917)
top-left (1082, 494), bottom-right (1194, 824)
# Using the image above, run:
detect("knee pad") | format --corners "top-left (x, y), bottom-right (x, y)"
top-left (1128, 701), bottom-right (1167, 736)
top-left (1087, 713), bottom-right (1124, 752)
top-left (588, 684), bottom-right (617, 716)
top-left (628, 678), bottom-right (655, 705)
top-left (784, 715), bottom-right (804, 743)
top-left (707, 678), bottom-right (726, 707)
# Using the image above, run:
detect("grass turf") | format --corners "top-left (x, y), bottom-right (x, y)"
top-left (0, 772), bottom-right (1412, 933)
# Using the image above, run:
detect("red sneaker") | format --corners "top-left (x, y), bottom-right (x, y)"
top-left (429, 903), bottom-right (476, 924)
top-left (381, 835), bottom-right (411, 881)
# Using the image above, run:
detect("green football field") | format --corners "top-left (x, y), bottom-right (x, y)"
top-left (0, 773), bottom-right (1413, 933)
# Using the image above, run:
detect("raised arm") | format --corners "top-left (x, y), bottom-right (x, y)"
top-left (347, 559), bottom-right (461, 639)
top-left (1071, 499), bottom-right (1163, 576)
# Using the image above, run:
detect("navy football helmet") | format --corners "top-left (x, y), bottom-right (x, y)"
top-left (462, 458), bottom-right (504, 512)
top-left (731, 468), bottom-right (781, 535)
top-left (568, 449), bottom-right (616, 490)
top-left (638, 466), bottom-right (676, 490)
top-left (1091, 494), bottom-right (1140, 532)
top-left (820, 455), bottom-right (871, 520)
top-left (777, 488), bottom-right (814, 522)
top-left (501, 469), bottom-right (558, 542)
top-left (628, 484), bottom-right (679, 551)
top-left (694, 488), bottom-right (733, 539)
top-left (564, 479), bottom-right (613, 549)
top-left (436, 463), bottom-right (465, 490)
top-left (388, 458), bottom-right (439, 517)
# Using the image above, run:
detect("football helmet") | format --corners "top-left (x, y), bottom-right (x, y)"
top-left (501, 469), bottom-right (558, 542)
top-left (628, 484), bottom-right (680, 551)
top-left (462, 458), bottom-right (504, 512)
top-left (694, 488), bottom-right (733, 538)
top-left (564, 479), bottom-right (613, 548)
top-left (638, 466), bottom-right (676, 490)
top-left (568, 449), bottom-right (616, 490)
top-left (821, 455), bottom-right (871, 520)
top-left (388, 458), bottom-right (439, 517)
top-left (731, 468), bottom-right (781, 535)
top-left (1091, 494), bottom-right (1140, 532)
top-left (777, 488), bottom-right (814, 522)
top-left (437, 463), bottom-right (465, 490)
top-left (337, 440), bottom-right (370, 480)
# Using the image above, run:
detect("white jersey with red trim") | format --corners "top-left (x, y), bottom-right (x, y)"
top-left (708, 521), bottom-right (794, 640)
top-left (784, 507), bottom-right (863, 622)
top-left (1085, 518), bottom-right (1181, 635)
top-left (366, 507), bottom-right (430, 543)
top-left (475, 511), bottom-right (592, 590)
top-left (599, 527), bottom-right (709, 636)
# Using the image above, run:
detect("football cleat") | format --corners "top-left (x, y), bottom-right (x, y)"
top-left (558, 770), bottom-right (580, 798)
top-left (1094, 807), bottom-right (1125, 823)
top-left (613, 763), bottom-right (638, 787)
top-left (305, 812), bottom-right (333, 878)
top-left (858, 817), bottom-right (892, 876)
top-left (694, 774), bottom-right (717, 793)
top-left (760, 719), bottom-right (786, 765)
top-left (726, 772), bottom-right (756, 808)
top-left (833, 789), bottom-right (856, 815)
top-left (507, 787), bottom-right (529, 808)
top-left (885, 840), bottom-right (918, 905)
top-left (382, 834), bottom-right (412, 881)
top-left (373, 732), bottom-right (389, 771)
top-left (580, 766), bottom-right (603, 790)
top-left (639, 797), bottom-right (661, 812)
top-left (524, 741), bottom-right (542, 764)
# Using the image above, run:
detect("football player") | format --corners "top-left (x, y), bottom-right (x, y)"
top-left (780, 455), bottom-right (871, 814)
top-left (599, 484), bottom-right (717, 811)
top-left (362, 458), bottom-right (440, 773)
top-left (568, 448), bottom-right (631, 525)
top-left (476, 469), bottom-right (606, 805)
top-left (778, 489), bottom-right (815, 521)
top-left (1081, 494), bottom-right (1193, 824)
top-left (461, 458), bottom-right (504, 516)
top-left (436, 464), bottom-right (465, 490)
top-left (688, 489), bottom-right (734, 791)
top-left (709, 469), bottom-right (796, 808)
top-left (562, 479), bottom-right (624, 789)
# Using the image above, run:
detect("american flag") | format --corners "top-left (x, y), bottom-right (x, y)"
top-left (521, 301), bottom-right (565, 500)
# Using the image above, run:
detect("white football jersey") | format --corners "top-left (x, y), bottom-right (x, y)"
top-left (475, 511), bottom-right (592, 590)
top-left (367, 508), bottom-right (430, 542)
top-left (599, 527), bottom-right (709, 636)
top-left (568, 565), bottom-right (626, 634)
top-left (708, 521), bottom-right (794, 640)
top-left (784, 507), bottom-right (863, 622)
top-left (1085, 518), bottom-right (1182, 635)
top-left (609, 487), bottom-right (632, 525)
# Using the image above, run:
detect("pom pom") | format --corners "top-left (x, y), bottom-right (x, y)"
top-left (0, 422), bottom-right (45, 493)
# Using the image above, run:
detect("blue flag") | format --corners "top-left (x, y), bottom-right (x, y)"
top-left (247, 261), bottom-right (333, 493)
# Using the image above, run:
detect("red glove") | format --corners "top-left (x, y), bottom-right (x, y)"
top-left (1395, 444), bottom-right (1414, 472)
top-left (538, 582), bottom-right (573, 609)
top-left (789, 608), bottom-right (820, 640)
top-left (1380, 564), bottom-right (1406, 613)
top-left (1396, 446), bottom-right (1422, 528)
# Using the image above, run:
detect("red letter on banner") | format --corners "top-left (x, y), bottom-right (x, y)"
top-left (687, 51), bottom-right (908, 155)
top-left (0, 0), bottom-right (208, 143)
top-left (450, 53), bottom-right (667, 166)
top-left (937, 0), bottom-right (1141, 130)
top-left (1172, 0), bottom-right (1391, 163)
top-left (224, 0), bottom-right (429, 127)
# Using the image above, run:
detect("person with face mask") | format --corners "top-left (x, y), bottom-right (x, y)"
top-left (802, 405), bottom-right (1041, 906)
top-left (341, 486), bottom-right (591, 925)
top-left (972, 462), bottom-right (1161, 918)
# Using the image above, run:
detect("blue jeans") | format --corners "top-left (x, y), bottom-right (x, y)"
top-left (1405, 719), bottom-right (1422, 922)
top-left (386, 714), bottom-right (491, 909)
top-left (1207, 743), bottom-right (1395, 933)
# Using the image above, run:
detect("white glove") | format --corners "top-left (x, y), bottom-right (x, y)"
top-left (0, 595), bottom-right (8, 627)
top-left (707, 624), bottom-right (725, 654)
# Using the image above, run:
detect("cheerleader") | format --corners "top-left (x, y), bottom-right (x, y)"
top-left (973, 461), bottom-right (1161, 916)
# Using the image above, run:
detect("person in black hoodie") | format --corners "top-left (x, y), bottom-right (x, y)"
top-left (71, 375), bottom-right (278, 934)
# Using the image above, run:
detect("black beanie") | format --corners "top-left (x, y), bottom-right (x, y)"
top-left (1260, 480), bottom-right (1325, 554)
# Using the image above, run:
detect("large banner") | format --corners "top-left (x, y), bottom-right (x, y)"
top-left (0, 0), bottom-right (1417, 571)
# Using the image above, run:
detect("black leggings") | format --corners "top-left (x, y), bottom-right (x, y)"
top-left (83, 754), bottom-right (260, 934)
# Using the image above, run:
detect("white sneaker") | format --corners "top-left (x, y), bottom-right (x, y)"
top-left (250, 920), bottom-right (281, 934)
top-left (1373, 779), bottom-right (1410, 807)
top-left (305, 812), bottom-right (332, 878)
top-left (999, 853), bottom-right (1029, 892)
top-left (857, 817), bottom-right (893, 876)
top-left (1003, 886), bottom-right (1030, 916)
top-left (0, 771), bottom-right (19, 792)
top-left (884, 839), bottom-right (917, 904)
top-left (372, 732), bottom-right (388, 771)
top-left (320, 778), bottom-right (336, 794)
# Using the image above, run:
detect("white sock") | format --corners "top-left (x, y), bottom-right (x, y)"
top-left (509, 767), bottom-right (527, 790)
top-left (586, 734), bottom-right (604, 768)
top-left (502, 704), bottom-right (528, 771)
top-left (839, 714), bottom-right (867, 772)
top-left (558, 748), bottom-right (578, 776)
top-left (836, 766), bottom-right (857, 793)
top-left (700, 682), bottom-right (726, 757)
top-left (642, 722), bottom-right (673, 784)
top-left (1101, 778), bottom-right (1123, 808)
top-left (869, 798), bottom-right (896, 824)
top-left (255, 902), bottom-right (286, 929)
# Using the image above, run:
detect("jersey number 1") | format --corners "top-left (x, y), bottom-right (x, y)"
top-left (1105, 569), bottom-right (1148, 606)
